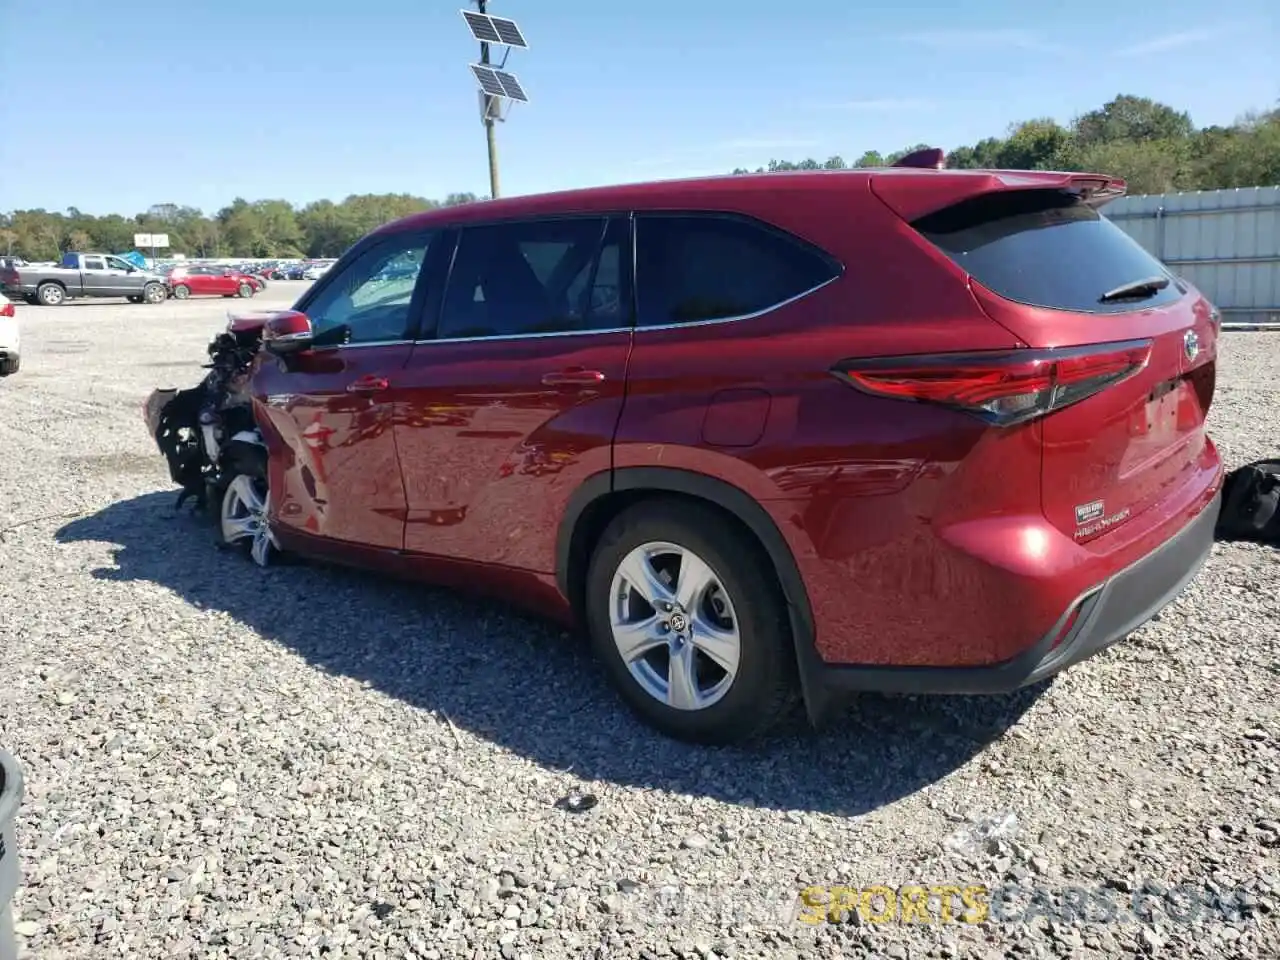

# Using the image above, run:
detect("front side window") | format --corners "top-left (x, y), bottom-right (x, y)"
top-left (634, 214), bottom-right (839, 328)
top-left (435, 216), bottom-right (628, 340)
top-left (303, 232), bottom-right (435, 346)
top-left (82, 257), bottom-right (106, 271)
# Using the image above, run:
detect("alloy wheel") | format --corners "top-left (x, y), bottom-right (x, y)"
top-left (220, 474), bottom-right (278, 567)
top-left (608, 541), bottom-right (741, 711)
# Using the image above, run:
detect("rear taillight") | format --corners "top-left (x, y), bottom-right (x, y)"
top-left (832, 339), bottom-right (1153, 427)
top-left (0, 301), bottom-right (13, 318)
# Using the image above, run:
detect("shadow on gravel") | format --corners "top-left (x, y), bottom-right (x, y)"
top-left (59, 493), bottom-right (1044, 817)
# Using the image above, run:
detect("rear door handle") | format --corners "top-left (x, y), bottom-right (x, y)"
top-left (347, 375), bottom-right (390, 393)
top-left (541, 367), bottom-right (606, 386)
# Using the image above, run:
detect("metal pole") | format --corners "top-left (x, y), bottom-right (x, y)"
top-left (477, 0), bottom-right (500, 198)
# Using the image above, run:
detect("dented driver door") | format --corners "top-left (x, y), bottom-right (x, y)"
top-left (252, 229), bottom-right (440, 550)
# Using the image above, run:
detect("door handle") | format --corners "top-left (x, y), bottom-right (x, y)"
top-left (541, 367), bottom-right (606, 386)
top-left (346, 375), bottom-right (390, 393)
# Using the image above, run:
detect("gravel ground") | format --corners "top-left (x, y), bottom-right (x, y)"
top-left (1, 292), bottom-right (1277, 960)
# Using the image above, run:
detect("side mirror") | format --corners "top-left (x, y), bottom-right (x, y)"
top-left (262, 310), bottom-right (314, 356)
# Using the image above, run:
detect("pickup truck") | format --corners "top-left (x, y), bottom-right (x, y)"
top-left (0, 252), bottom-right (169, 306)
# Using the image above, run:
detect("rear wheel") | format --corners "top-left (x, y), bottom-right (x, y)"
top-left (220, 473), bottom-right (278, 567)
top-left (171, 284), bottom-right (190, 300)
top-left (0, 356), bottom-right (18, 376)
top-left (36, 282), bottom-right (65, 306)
top-left (584, 499), bottom-right (797, 744)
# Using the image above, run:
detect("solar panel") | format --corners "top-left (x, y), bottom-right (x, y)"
top-left (493, 68), bottom-right (528, 102)
top-left (469, 64), bottom-right (506, 98)
top-left (489, 16), bottom-right (528, 48)
top-left (461, 10), bottom-right (501, 43)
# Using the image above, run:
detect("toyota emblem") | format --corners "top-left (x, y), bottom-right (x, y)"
top-left (1183, 329), bottom-right (1200, 362)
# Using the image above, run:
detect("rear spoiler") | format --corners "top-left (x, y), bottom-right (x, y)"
top-left (872, 166), bottom-right (1129, 221)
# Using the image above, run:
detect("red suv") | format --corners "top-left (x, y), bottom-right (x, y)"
top-left (227, 165), bottom-right (1223, 744)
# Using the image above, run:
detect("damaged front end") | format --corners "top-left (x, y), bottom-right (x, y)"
top-left (144, 315), bottom-right (269, 513)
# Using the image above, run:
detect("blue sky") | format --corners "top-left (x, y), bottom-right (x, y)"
top-left (0, 0), bottom-right (1275, 216)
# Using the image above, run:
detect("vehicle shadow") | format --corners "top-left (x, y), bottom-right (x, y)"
top-left (57, 492), bottom-right (1046, 817)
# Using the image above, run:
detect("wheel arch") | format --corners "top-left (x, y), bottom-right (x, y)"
top-left (556, 467), bottom-right (826, 720)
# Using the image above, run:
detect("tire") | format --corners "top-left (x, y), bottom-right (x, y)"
top-left (127, 295), bottom-right (143, 304)
top-left (36, 282), bottom-right (65, 306)
top-left (142, 282), bottom-right (166, 304)
top-left (171, 284), bottom-right (190, 300)
top-left (219, 472), bottom-right (278, 567)
top-left (584, 499), bottom-right (797, 745)
top-left (0, 356), bottom-right (18, 376)
top-left (236, 282), bottom-right (253, 298)
top-left (23, 295), bottom-right (38, 305)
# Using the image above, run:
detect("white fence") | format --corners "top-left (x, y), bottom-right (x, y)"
top-left (1106, 186), bottom-right (1280, 330)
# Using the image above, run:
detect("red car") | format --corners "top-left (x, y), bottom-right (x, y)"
top-left (166, 264), bottom-right (261, 300)
top-left (201, 162), bottom-right (1226, 744)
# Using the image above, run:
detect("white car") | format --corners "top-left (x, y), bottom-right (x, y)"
top-left (0, 293), bottom-right (18, 376)
top-left (301, 262), bottom-right (332, 281)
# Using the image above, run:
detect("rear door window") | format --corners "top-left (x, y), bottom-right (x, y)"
top-left (634, 213), bottom-right (839, 328)
top-left (913, 190), bottom-right (1183, 314)
top-left (434, 216), bottom-right (629, 339)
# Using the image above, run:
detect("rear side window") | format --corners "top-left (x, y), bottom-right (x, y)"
top-left (913, 190), bottom-right (1182, 314)
top-left (635, 214), bottom-right (838, 328)
top-left (436, 216), bottom-right (627, 340)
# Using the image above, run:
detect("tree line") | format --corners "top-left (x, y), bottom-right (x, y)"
top-left (2, 94), bottom-right (1276, 263)
top-left (733, 94), bottom-right (1280, 193)
top-left (0, 192), bottom-right (482, 264)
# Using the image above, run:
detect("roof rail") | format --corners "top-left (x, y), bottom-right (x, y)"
top-left (893, 147), bottom-right (946, 169)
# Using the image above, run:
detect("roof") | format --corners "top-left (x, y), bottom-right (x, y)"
top-left (374, 166), bottom-right (1123, 235)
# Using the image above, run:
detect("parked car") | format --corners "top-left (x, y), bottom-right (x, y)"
top-left (300, 262), bottom-right (332, 281)
top-left (165, 264), bottom-right (260, 300)
top-left (0, 253), bottom-right (168, 305)
top-left (0, 293), bottom-right (19, 375)
top-left (145, 161), bottom-right (1224, 745)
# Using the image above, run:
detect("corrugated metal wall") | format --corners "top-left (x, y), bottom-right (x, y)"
top-left (1105, 186), bottom-right (1280, 329)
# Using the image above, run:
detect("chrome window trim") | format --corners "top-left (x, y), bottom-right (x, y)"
top-left (311, 337), bottom-right (416, 352)
top-left (412, 326), bottom-right (631, 346)
top-left (633, 273), bottom-right (840, 333)
top-left (405, 273), bottom-right (839, 346)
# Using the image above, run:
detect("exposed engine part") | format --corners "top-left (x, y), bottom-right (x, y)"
top-left (148, 320), bottom-right (266, 511)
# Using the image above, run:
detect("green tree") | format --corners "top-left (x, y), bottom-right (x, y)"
top-left (1073, 94), bottom-right (1194, 147)
top-left (726, 94), bottom-right (1279, 195)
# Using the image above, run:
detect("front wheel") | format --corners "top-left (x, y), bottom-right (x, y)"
top-left (584, 500), bottom-right (797, 745)
top-left (142, 282), bottom-right (167, 304)
top-left (220, 473), bottom-right (278, 567)
top-left (236, 282), bottom-right (254, 298)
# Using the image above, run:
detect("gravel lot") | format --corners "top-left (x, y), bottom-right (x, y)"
top-left (1, 291), bottom-right (1277, 960)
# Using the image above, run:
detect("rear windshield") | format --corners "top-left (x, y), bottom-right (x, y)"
top-left (913, 190), bottom-right (1183, 314)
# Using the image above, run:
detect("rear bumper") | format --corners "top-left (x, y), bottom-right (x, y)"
top-left (806, 486), bottom-right (1221, 696)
